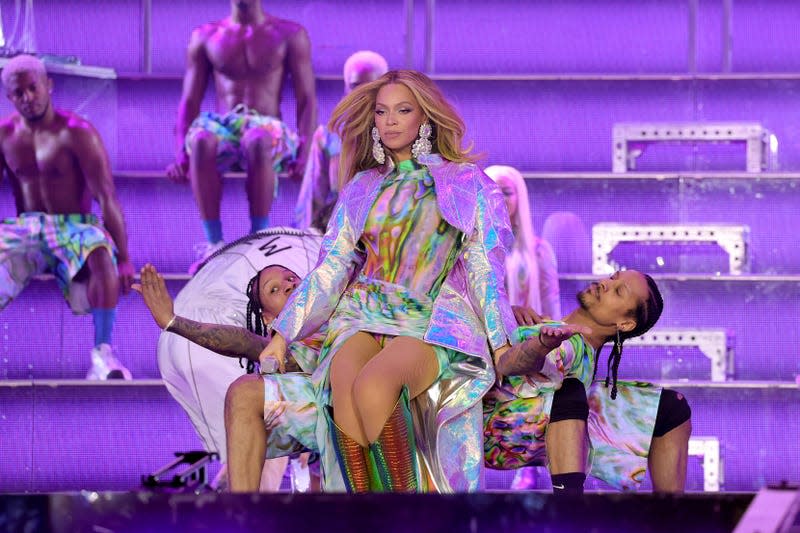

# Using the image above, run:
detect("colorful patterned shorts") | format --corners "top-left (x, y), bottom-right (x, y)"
top-left (0, 212), bottom-right (117, 314)
top-left (262, 372), bottom-right (320, 458)
top-left (185, 104), bottom-right (300, 175)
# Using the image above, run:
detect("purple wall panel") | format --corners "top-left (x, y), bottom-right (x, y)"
top-left (441, 80), bottom-right (696, 171)
top-left (0, 386), bottom-right (34, 490)
top-left (433, 0), bottom-right (690, 73)
top-left (0, 0), bottom-right (142, 71)
top-left (696, 0), bottom-right (724, 73)
top-left (560, 279), bottom-right (800, 381)
top-left (149, 0), bottom-right (408, 75)
top-left (731, 0), bottom-right (800, 72)
top-left (529, 178), bottom-right (800, 274)
top-left (0, 384), bottom-right (204, 492)
top-left (695, 80), bottom-right (800, 170)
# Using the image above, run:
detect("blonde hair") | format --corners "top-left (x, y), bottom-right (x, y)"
top-left (1, 54), bottom-right (47, 88)
top-left (328, 70), bottom-right (476, 186)
top-left (485, 165), bottom-right (542, 311)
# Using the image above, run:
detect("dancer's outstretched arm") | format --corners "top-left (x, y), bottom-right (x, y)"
top-left (132, 263), bottom-right (269, 361)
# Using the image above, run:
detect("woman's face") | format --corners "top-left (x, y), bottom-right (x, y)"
top-left (495, 174), bottom-right (518, 220)
top-left (374, 82), bottom-right (426, 161)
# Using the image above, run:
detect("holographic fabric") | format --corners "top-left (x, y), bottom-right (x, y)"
top-left (185, 104), bottom-right (299, 174)
top-left (483, 324), bottom-right (664, 490)
top-left (483, 323), bottom-right (594, 469)
top-left (369, 386), bottom-right (420, 492)
top-left (273, 155), bottom-right (516, 492)
top-left (325, 406), bottom-right (371, 493)
top-left (0, 212), bottom-right (117, 313)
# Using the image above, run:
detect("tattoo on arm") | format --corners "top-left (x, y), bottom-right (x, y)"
top-left (498, 339), bottom-right (550, 377)
top-left (168, 316), bottom-right (269, 361)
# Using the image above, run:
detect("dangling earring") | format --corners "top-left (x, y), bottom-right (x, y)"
top-left (411, 122), bottom-right (432, 161)
top-left (371, 126), bottom-right (385, 164)
top-left (614, 329), bottom-right (622, 353)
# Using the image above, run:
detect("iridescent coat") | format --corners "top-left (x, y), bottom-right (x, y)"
top-left (272, 153), bottom-right (517, 492)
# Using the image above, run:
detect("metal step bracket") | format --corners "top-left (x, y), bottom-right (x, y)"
top-left (688, 436), bottom-right (723, 492)
top-left (612, 122), bottom-right (778, 173)
top-left (592, 223), bottom-right (750, 275)
top-left (626, 329), bottom-right (735, 381)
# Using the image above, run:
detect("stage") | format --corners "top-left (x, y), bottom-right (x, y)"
top-left (0, 491), bottom-right (763, 533)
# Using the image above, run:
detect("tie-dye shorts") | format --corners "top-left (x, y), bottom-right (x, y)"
top-left (185, 104), bottom-right (300, 174)
top-left (0, 212), bottom-right (117, 314)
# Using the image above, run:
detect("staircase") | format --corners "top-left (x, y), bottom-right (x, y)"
top-left (1, 0), bottom-right (798, 493)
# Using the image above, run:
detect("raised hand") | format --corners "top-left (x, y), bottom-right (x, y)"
top-left (131, 263), bottom-right (175, 329)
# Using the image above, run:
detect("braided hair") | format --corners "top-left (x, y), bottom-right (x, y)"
top-left (241, 271), bottom-right (267, 374)
top-left (594, 274), bottom-right (664, 399)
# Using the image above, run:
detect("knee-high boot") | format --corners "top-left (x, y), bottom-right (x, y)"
top-left (325, 407), bottom-right (371, 493)
top-left (368, 386), bottom-right (419, 492)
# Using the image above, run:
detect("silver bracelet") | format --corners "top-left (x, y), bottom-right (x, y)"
top-left (163, 315), bottom-right (177, 332)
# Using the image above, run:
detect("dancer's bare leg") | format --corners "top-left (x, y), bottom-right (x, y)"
top-left (545, 420), bottom-right (589, 476)
top-left (188, 130), bottom-right (223, 222)
top-left (225, 373), bottom-right (267, 492)
top-left (242, 128), bottom-right (277, 221)
top-left (649, 419), bottom-right (692, 493)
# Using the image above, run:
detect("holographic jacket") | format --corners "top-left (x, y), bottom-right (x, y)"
top-left (273, 152), bottom-right (517, 361)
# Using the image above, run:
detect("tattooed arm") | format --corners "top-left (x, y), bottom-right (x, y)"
top-left (166, 316), bottom-right (269, 361)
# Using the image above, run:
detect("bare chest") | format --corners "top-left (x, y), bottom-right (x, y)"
top-left (4, 133), bottom-right (74, 182)
top-left (205, 27), bottom-right (287, 79)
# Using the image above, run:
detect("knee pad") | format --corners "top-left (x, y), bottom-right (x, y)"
top-left (549, 378), bottom-right (589, 423)
top-left (653, 389), bottom-right (692, 438)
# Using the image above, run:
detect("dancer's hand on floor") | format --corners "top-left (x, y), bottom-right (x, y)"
top-left (131, 263), bottom-right (175, 329)
top-left (259, 333), bottom-right (288, 374)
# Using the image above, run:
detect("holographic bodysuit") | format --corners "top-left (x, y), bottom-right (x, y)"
top-left (318, 159), bottom-right (463, 377)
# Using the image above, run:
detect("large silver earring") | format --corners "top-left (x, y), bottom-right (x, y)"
top-left (411, 122), bottom-right (432, 160)
top-left (371, 126), bottom-right (385, 164)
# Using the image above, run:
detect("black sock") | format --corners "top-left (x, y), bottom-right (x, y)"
top-left (551, 472), bottom-right (586, 496)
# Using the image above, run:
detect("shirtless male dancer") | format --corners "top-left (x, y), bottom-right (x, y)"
top-left (0, 55), bottom-right (134, 379)
top-left (167, 0), bottom-right (317, 271)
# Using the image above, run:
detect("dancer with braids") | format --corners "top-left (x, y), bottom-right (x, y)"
top-left (258, 70), bottom-right (519, 493)
top-left (138, 229), bottom-right (322, 490)
top-left (484, 270), bottom-right (692, 494)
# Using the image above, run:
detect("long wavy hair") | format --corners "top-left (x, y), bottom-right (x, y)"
top-left (485, 165), bottom-right (542, 311)
top-left (328, 70), bottom-right (477, 187)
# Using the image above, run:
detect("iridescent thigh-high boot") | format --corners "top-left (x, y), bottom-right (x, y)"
top-left (368, 386), bottom-right (420, 492)
top-left (325, 407), bottom-right (371, 493)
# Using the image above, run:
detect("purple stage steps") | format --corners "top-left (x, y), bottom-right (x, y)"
top-left (0, 491), bottom-right (761, 533)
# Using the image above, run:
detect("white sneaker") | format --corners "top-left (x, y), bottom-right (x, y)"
top-left (188, 241), bottom-right (226, 275)
top-left (86, 343), bottom-right (132, 380)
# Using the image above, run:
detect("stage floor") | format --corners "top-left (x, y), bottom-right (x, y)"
top-left (1, 491), bottom-right (757, 533)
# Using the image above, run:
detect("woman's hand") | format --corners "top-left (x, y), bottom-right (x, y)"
top-left (131, 263), bottom-right (175, 329)
top-left (258, 333), bottom-right (288, 374)
top-left (512, 305), bottom-right (548, 326)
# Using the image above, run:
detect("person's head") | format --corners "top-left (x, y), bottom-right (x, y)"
top-left (245, 265), bottom-right (300, 335)
top-left (343, 51), bottom-right (388, 95)
top-left (329, 69), bottom-right (476, 183)
top-left (485, 165), bottom-right (530, 225)
top-left (2, 55), bottom-right (52, 122)
top-left (231, 0), bottom-right (261, 12)
top-left (579, 270), bottom-right (663, 398)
